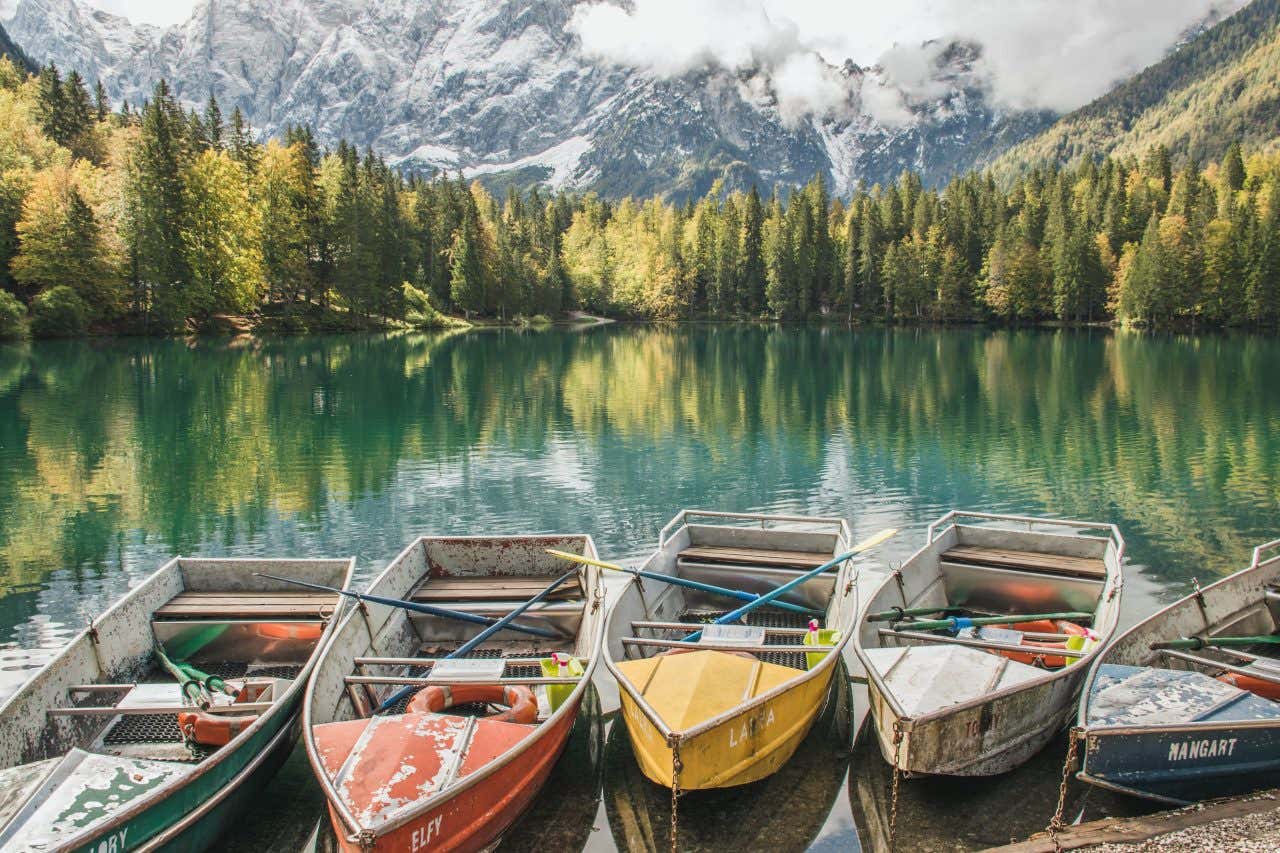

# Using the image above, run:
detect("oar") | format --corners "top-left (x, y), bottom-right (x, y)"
top-left (376, 568), bottom-right (581, 713)
top-left (1151, 635), bottom-right (1280, 651)
top-left (897, 612), bottom-right (1094, 632)
top-left (253, 572), bottom-right (561, 640)
top-left (683, 528), bottom-right (898, 643)
top-left (545, 549), bottom-right (823, 617)
top-left (153, 640), bottom-right (207, 706)
top-left (866, 605), bottom-right (965, 623)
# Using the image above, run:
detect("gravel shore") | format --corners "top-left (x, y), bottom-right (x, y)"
top-left (1083, 795), bottom-right (1280, 852)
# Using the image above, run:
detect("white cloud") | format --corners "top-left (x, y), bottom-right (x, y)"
top-left (571, 0), bottom-right (1248, 119)
top-left (85, 0), bottom-right (196, 27)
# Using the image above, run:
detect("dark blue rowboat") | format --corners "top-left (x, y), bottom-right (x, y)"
top-left (1076, 539), bottom-right (1280, 805)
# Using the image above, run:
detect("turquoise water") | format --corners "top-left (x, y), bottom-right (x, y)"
top-left (2, 325), bottom-right (1278, 848)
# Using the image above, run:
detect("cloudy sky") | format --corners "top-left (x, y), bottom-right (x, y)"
top-left (86, 0), bottom-right (1244, 116)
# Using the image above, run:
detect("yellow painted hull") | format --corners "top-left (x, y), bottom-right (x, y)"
top-left (617, 661), bottom-right (834, 789)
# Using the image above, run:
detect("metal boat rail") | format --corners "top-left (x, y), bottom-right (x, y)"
top-left (659, 509), bottom-right (851, 548)
top-left (926, 510), bottom-right (1126, 567)
top-left (1253, 538), bottom-right (1280, 569)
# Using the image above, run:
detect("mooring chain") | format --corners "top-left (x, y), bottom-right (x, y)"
top-left (888, 718), bottom-right (906, 851)
top-left (1047, 727), bottom-right (1082, 852)
top-left (670, 743), bottom-right (683, 853)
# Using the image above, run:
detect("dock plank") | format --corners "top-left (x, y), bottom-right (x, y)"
top-left (943, 546), bottom-right (1107, 579)
top-left (678, 546), bottom-right (831, 569)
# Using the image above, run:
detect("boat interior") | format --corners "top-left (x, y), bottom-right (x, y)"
top-left (859, 515), bottom-right (1123, 720)
top-left (0, 557), bottom-right (350, 851)
top-left (1085, 541), bottom-right (1280, 729)
top-left (608, 514), bottom-right (852, 673)
top-left (335, 535), bottom-right (602, 724)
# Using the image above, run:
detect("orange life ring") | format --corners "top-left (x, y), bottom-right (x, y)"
top-left (990, 620), bottom-right (1090, 668)
top-left (1217, 672), bottom-right (1280, 701)
top-left (178, 710), bottom-right (258, 746)
top-left (406, 684), bottom-right (538, 724)
top-left (256, 622), bottom-right (325, 641)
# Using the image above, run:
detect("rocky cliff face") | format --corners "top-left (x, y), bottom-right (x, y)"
top-left (5, 0), bottom-right (1055, 197)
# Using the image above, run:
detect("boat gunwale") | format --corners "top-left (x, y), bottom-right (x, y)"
top-left (1076, 542), bottom-right (1280, 734)
top-left (303, 533), bottom-right (607, 846)
top-left (604, 510), bottom-right (857, 743)
top-left (855, 512), bottom-right (1125, 726)
top-left (0, 554), bottom-right (357, 853)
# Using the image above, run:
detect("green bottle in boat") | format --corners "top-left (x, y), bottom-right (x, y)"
top-left (804, 618), bottom-right (840, 670)
top-left (541, 652), bottom-right (583, 711)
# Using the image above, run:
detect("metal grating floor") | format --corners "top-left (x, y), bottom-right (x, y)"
top-left (678, 608), bottom-right (812, 669)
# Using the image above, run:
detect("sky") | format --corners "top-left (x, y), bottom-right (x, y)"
top-left (83, 0), bottom-right (1245, 119)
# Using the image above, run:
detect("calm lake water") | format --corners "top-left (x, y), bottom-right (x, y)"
top-left (2, 324), bottom-right (1278, 850)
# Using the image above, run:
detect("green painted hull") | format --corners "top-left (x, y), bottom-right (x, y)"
top-left (70, 708), bottom-right (300, 853)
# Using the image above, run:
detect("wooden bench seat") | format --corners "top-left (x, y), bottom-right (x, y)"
top-left (411, 575), bottom-right (583, 604)
top-left (677, 545), bottom-right (831, 570)
top-left (154, 591), bottom-right (337, 620)
top-left (942, 546), bottom-right (1107, 580)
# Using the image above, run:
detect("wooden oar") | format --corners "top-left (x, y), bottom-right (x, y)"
top-left (866, 605), bottom-right (965, 623)
top-left (683, 528), bottom-right (898, 642)
top-left (897, 612), bottom-right (1094, 632)
top-left (253, 572), bottom-right (561, 640)
top-left (375, 568), bottom-right (582, 713)
top-left (545, 549), bottom-right (823, 617)
top-left (1151, 635), bottom-right (1280, 651)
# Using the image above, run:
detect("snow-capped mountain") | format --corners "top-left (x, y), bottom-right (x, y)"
top-left (4, 0), bottom-right (1055, 197)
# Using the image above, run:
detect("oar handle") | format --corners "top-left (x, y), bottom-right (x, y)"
top-left (1152, 635), bottom-right (1280, 651)
top-left (867, 606), bottom-right (964, 623)
top-left (900, 612), bottom-right (1094, 633)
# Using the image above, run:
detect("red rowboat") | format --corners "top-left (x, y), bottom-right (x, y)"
top-left (302, 535), bottom-right (604, 852)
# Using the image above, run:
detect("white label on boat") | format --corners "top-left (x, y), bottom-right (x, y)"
top-left (700, 624), bottom-right (767, 646)
top-left (976, 627), bottom-right (1024, 645)
top-left (429, 659), bottom-right (506, 681)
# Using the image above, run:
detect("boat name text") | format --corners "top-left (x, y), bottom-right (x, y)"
top-left (88, 828), bottom-right (128, 853)
top-left (410, 815), bottom-right (443, 851)
top-left (1167, 737), bottom-right (1238, 762)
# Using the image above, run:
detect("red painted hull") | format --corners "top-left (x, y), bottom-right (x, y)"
top-left (328, 699), bottom-right (580, 853)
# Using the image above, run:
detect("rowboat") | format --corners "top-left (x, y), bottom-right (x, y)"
top-left (302, 535), bottom-right (605, 853)
top-left (1076, 537), bottom-right (1280, 804)
top-left (603, 509), bottom-right (859, 790)
top-left (0, 556), bottom-right (355, 852)
top-left (853, 511), bottom-right (1125, 776)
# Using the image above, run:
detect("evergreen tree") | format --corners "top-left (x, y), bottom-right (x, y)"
top-left (739, 186), bottom-right (765, 314)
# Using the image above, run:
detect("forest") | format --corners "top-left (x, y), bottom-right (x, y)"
top-left (0, 58), bottom-right (1277, 338)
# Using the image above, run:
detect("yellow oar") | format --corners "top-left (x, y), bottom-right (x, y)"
top-left (684, 527), bottom-right (898, 642)
top-left (546, 549), bottom-right (824, 616)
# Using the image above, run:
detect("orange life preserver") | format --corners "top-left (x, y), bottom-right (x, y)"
top-left (990, 620), bottom-right (1090, 669)
top-left (406, 684), bottom-right (539, 724)
top-left (1217, 672), bottom-right (1280, 701)
top-left (256, 622), bottom-right (325, 641)
top-left (178, 710), bottom-right (258, 746)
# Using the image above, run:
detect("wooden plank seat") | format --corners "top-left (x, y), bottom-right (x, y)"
top-left (154, 591), bottom-right (337, 620)
top-left (677, 546), bottom-right (831, 570)
top-left (942, 546), bottom-right (1107, 580)
top-left (411, 575), bottom-right (583, 604)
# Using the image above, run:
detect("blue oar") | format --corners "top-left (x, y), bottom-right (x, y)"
top-left (683, 528), bottom-right (898, 642)
top-left (254, 573), bottom-right (560, 640)
top-left (545, 549), bottom-right (823, 617)
top-left (376, 568), bottom-right (581, 713)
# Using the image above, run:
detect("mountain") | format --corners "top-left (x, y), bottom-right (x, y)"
top-left (990, 0), bottom-right (1280, 175)
top-left (1, 0), bottom-right (1056, 199)
top-left (0, 20), bottom-right (32, 71)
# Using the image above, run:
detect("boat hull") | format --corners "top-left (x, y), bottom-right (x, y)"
top-left (619, 667), bottom-right (835, 789)
top-left (1078, 722), bottom-right (1280, 806)
top-left (868, 664), bottom-right (1085, 776)
top-left (330, 699), bottom-right (580, 853)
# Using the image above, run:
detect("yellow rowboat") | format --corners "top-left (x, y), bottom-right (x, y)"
top-left (600, 510), bottom-right (870, 790)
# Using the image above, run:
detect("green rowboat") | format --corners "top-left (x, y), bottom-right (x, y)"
top-left (0, 556), bottom-right (354, 852)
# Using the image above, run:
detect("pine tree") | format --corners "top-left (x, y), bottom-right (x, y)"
top-left (94, 81), bottom-right (109, 123)
top-left (204, 96), bottom-right (224, 150)
top-left (1222, 142), bottom-right (1246, 194)
top-left (739, 186), bottom-right (765, 315)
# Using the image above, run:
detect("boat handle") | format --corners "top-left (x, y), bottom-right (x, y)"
top-left (1253, 538), bottom-right (1280, 569)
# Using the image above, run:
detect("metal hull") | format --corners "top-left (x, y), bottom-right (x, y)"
top-left (1078, 722), bottom-right (1280, 806)
top-left (854, 512), bottom-right (1125, 777)
top-left (327, 701), bottom-right (579, 853)
top-left (618, 664), bottom-right (835, 789)
top-left (1077, 538), bottom-right (1280, 805)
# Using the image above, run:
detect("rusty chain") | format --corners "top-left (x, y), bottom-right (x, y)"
top-left (888, 718), bottom-right (906, 851)
top-left (670, 743), bottom-right (683, 853)
top-left (1047, 727), bottom-right (1083, 852)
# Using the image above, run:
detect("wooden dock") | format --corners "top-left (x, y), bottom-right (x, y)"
top-left (986, 789), bottom-right (1280, 851)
